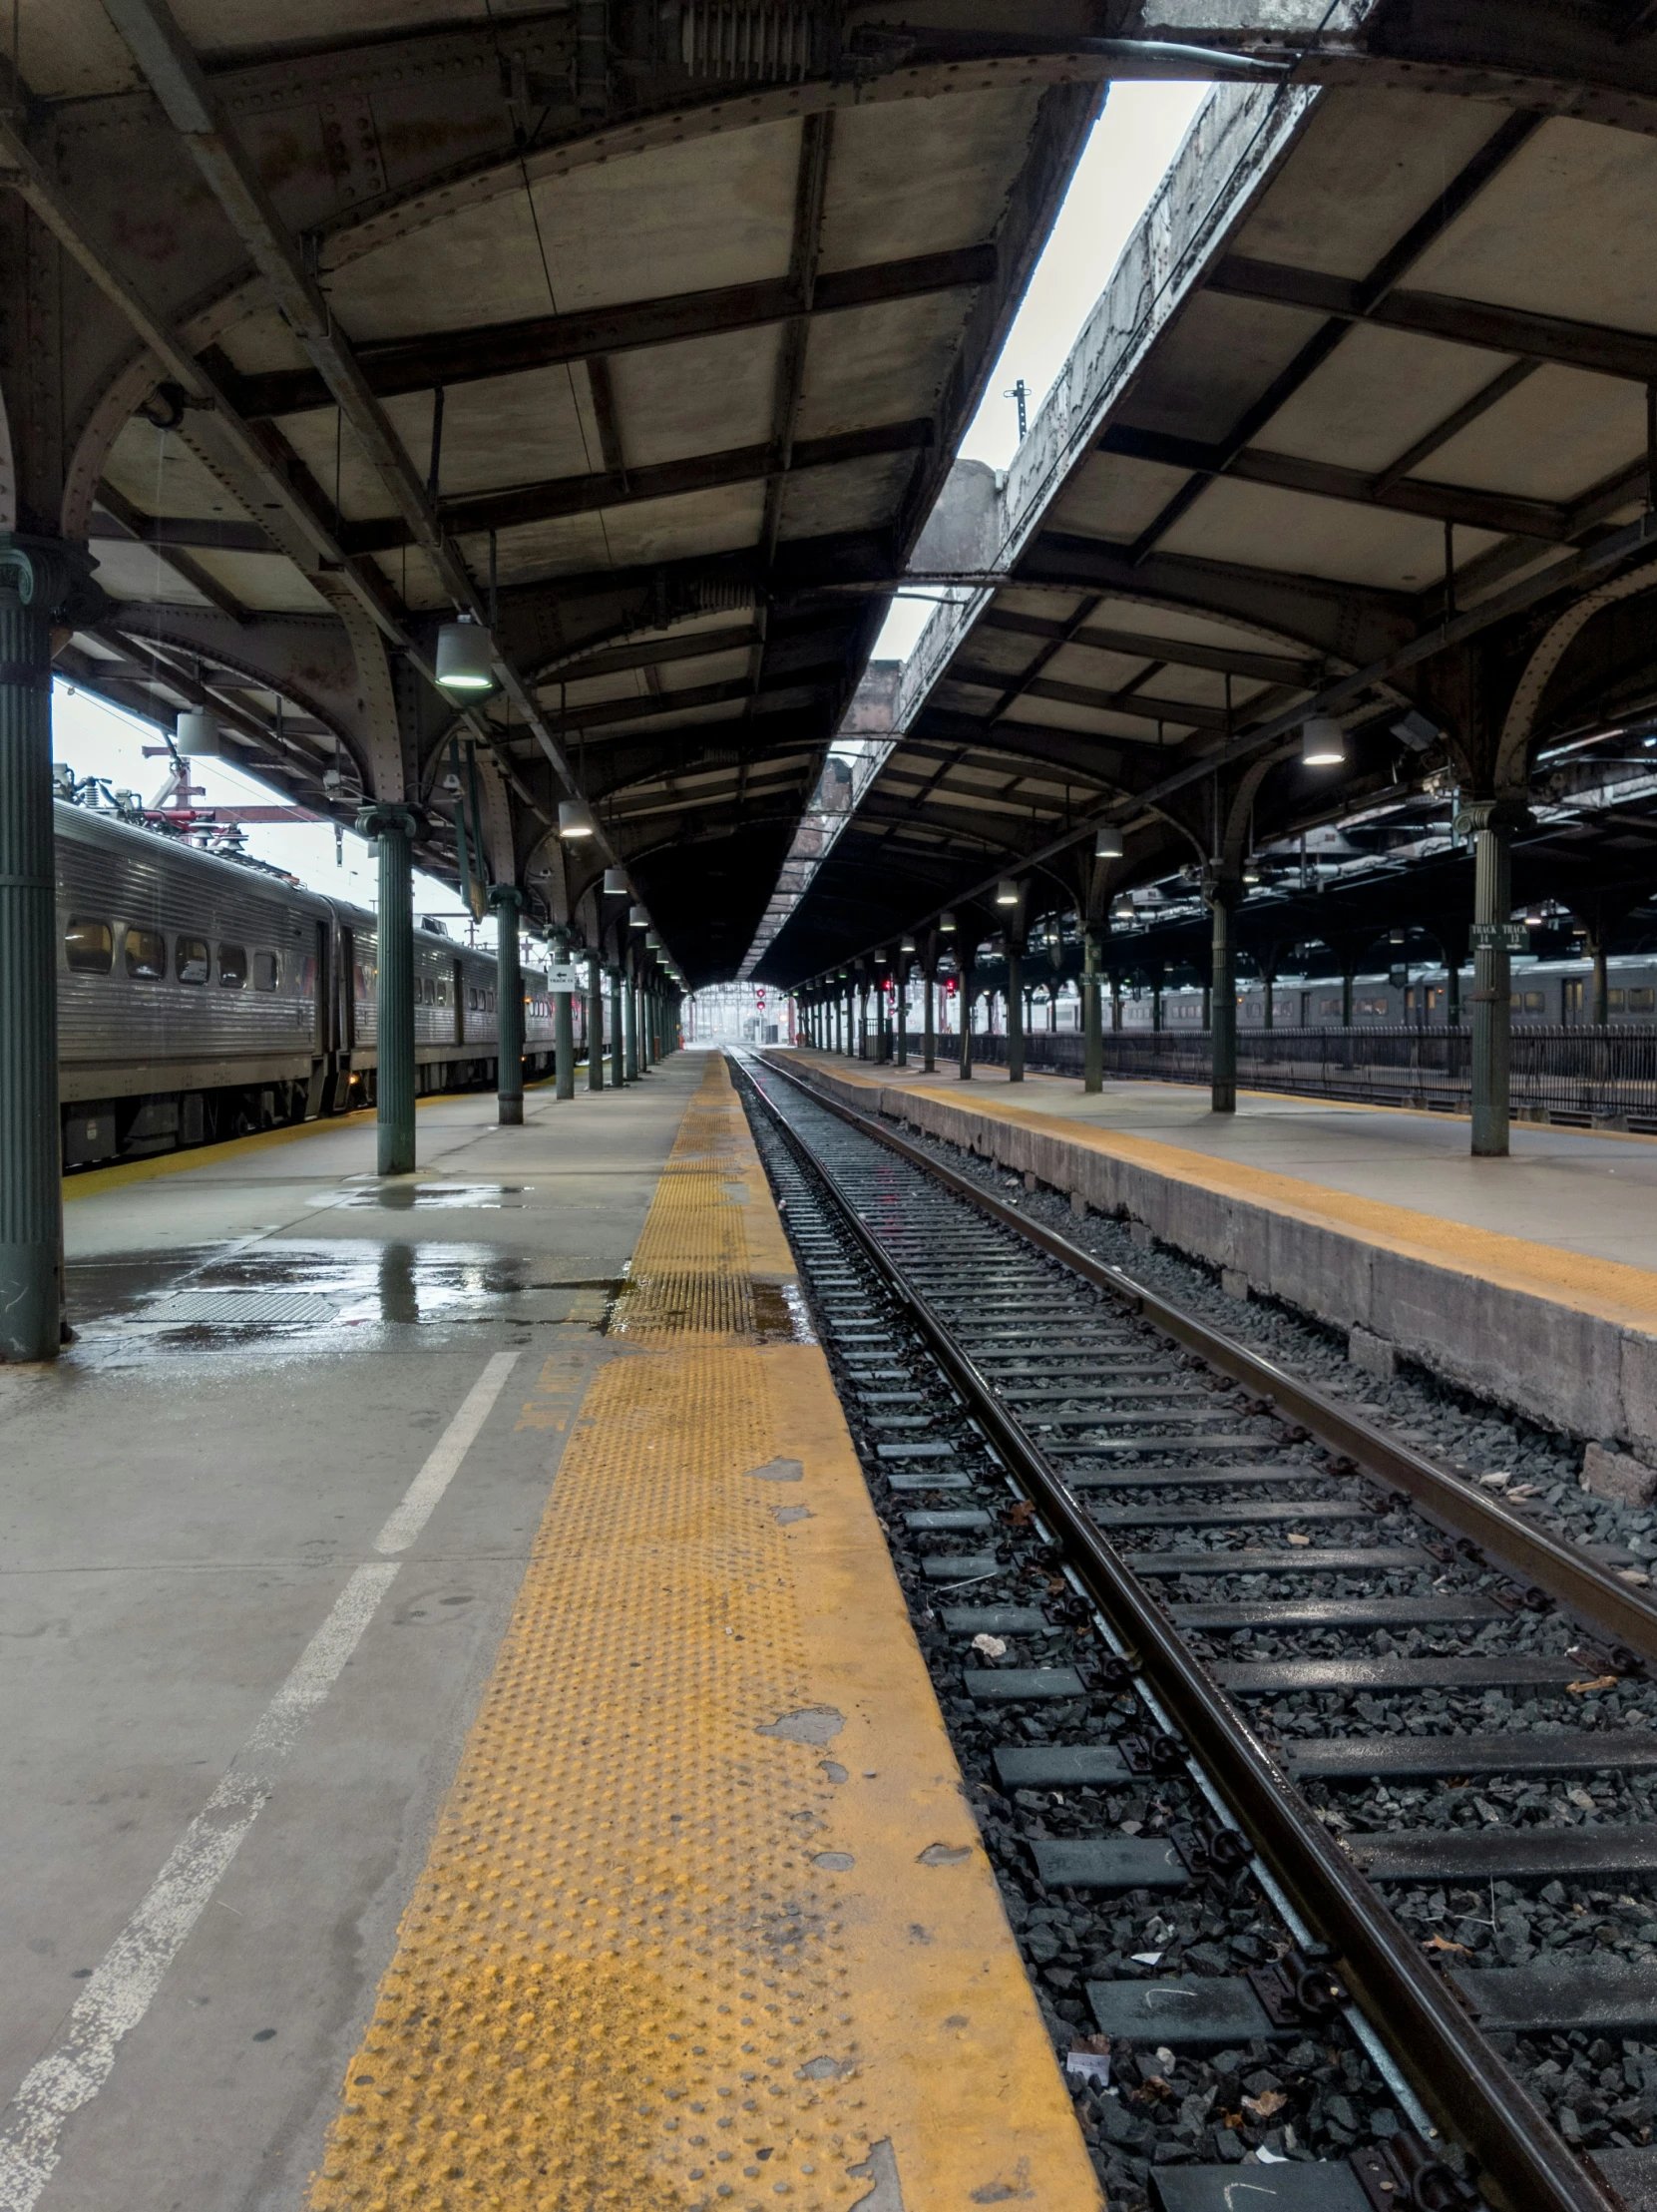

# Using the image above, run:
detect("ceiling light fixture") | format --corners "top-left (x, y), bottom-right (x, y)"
top-left (1302, 716), bottom-right (1347, 767)
top-left (1094, 824), bottom-right (1123, 859)
top-left (603, 866), bottom-right (627, 895)
top-left (558, 798), bottom-right (596, 840)
top-left (435, 615), bottom-right (496, 692)
top-left (175, 706), bottom-right (218, 758)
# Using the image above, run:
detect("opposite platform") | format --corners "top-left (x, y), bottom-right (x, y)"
top-left (775, 1050), bottom-right (1657, 1465)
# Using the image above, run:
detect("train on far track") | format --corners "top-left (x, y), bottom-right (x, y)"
top-left (1115, 960), bottom-right (1657, 1030)
top-left (55, 801), bottom-right (569, 1169)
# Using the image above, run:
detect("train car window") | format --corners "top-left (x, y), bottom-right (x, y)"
top-left (1631, 989), bottom-right (1655, 1014)
top-left (218, 943), bottom-right (247, 989)
top-left (176, 936), bottom-right (209, 984)
top-left (1357, 995), bottom-right (1388, 1016)
top-left (437, 978), bottom-right (448, 1006)
top-left (299, 956), bottom-right (317, 995)
top-left (65, 917), bottom-right (114, 973)
top-left (354, 963), bottom-right (368, 1000)
top-left (424, 977), bottom-right (436, 1005)
top-left (1319, 996), bottom-right (1343, 1016)
top-left (1610, 989), bottom-right (1625, 1011)
top-left (252, 951), bottom-right (279, 991)
top-left (1524, 990), bottom-right (1545, 1011)
top-left (487, 988), bottom-right (496, 1013)
top-left (123, 926), bottom-right (167, 980)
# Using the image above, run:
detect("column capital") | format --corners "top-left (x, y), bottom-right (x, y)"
top-left (487, 881), bottom-right (527, 913)
top-left (0, 534), bottom-right (107, 629)
top-left (355, 802), bottom-right (420, 841)
top-left (1453, 796), bottom-right (1529, 837)
top-left (1201, 863), bottom-right (1245, 910)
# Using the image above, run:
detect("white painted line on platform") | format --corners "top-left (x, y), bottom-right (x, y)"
top-left (373, 1349), bottom-right (521, 1554)
top-left (0, 1349), bottom-right (520, 2211)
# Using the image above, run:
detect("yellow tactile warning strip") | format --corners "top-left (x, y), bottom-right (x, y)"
top-left (795, 1052), bottom-right (1657, 1337)
top-left (307, 1054), bottom-right (1098, 2212)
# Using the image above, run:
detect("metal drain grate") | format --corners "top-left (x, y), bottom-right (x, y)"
top-left (145, 1290), bottom-right (341, 1326)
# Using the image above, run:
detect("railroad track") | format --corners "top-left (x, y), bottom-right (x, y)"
top-left (733, 1050), bottom-right (1657, 2212)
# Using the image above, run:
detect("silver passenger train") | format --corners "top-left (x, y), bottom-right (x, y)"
top-left (56, 803), bottom-right (566, 1168)
top-left (1116, 959), bottom-right (1657, 1030)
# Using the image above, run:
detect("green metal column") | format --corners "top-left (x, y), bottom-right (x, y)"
top-left (610, 967), bottom-right (625, 1088)
top-left (1006, 940), bottom-right (1025, 1083)
top-left (624, 959), bottom-right (639, 1081)
top-left (1465, 800), bottom-right (1513, 1156)
top-left (959, 954), bottom-right (975, 1081)
top-left (923, 971), bottom-right (936, 1072)
top-left (1111, 971), bottom-right (1122, 1034)
top-left (0, 539), bottom-right (101, 1361)
top-left (1083, 928), bottom-right (1103, 1095)
top-left (490, 885), bottom-right (527, 1122)
top-left (896, 963), bottom-right (908, 1066)
top-left (359, 803), bottom-right (419, 1172)
top-left (1209, 876), bottom-right (1241, 1115)
top-left (588, 950), bottom-right (605, 1090)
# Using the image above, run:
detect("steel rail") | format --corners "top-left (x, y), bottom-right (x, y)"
top-left (763, 1054), bottom-right (1657, 1669)
top-left (738, 1055), bottom-right (1618, 2212)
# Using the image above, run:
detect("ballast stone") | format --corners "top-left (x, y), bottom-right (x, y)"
top-left (1582, 1442), bottom-right (1657, 1508)
top-left (1348, 1324), bottom-right (1397, 1378)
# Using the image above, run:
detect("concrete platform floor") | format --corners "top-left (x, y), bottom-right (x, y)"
top-left (797, 1053), bottom-right (1657, 1278)
top-left (0, 1060), bottom-right (698, 2212)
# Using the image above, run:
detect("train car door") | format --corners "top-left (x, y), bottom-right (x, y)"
top-left (338, 927), bottom-right (356, 1051)
top-left (312, 920), bottom-right (330, 1053)
top-left (453, 959), bottom-right (465, 1047)
top-left (304, 918), bottom-right (330, 1116)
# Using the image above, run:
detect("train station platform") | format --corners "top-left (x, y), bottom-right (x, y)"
top-left (0, 1053), bottom-right (1095, 2212)
top-left (775, 1050), bottom-right (1657, 1471)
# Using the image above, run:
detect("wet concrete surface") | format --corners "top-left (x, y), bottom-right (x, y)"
top-left (0, 1059), bottom-right (701, 2212)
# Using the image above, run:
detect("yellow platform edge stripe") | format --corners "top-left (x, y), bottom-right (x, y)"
top-left (306, 1053), bottom-right (1100, 2212)
top-left (787, 1050), bottom-right (1657, 1335)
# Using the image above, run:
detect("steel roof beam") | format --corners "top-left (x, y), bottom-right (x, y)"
top-left (98, 0), bottom-right (605, 833)
top-left (979, 607), bottom-right (1327, 688)
top-left (529, 666), bottom-right (845, 739)
top-left (1208, 253), bottom-right (1657, 384)
top-left (1100, 425), bottom-right (1573, 543)
top-left (940, 665), bottom-right (1229, 733)
top-left (221, 245), bottom-right (999, 421)
top-left (90, 480), bottom-right (255, 623)
top-left (1125, 110), bottom-right (1545, 568)
top-left (343, 420), bottom-right (934, 555)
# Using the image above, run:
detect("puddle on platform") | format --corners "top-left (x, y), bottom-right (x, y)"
top-left (326, 1182), bottom-right (529, 1210)
top-left (70, 1240), bottom-right (623, 1349)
